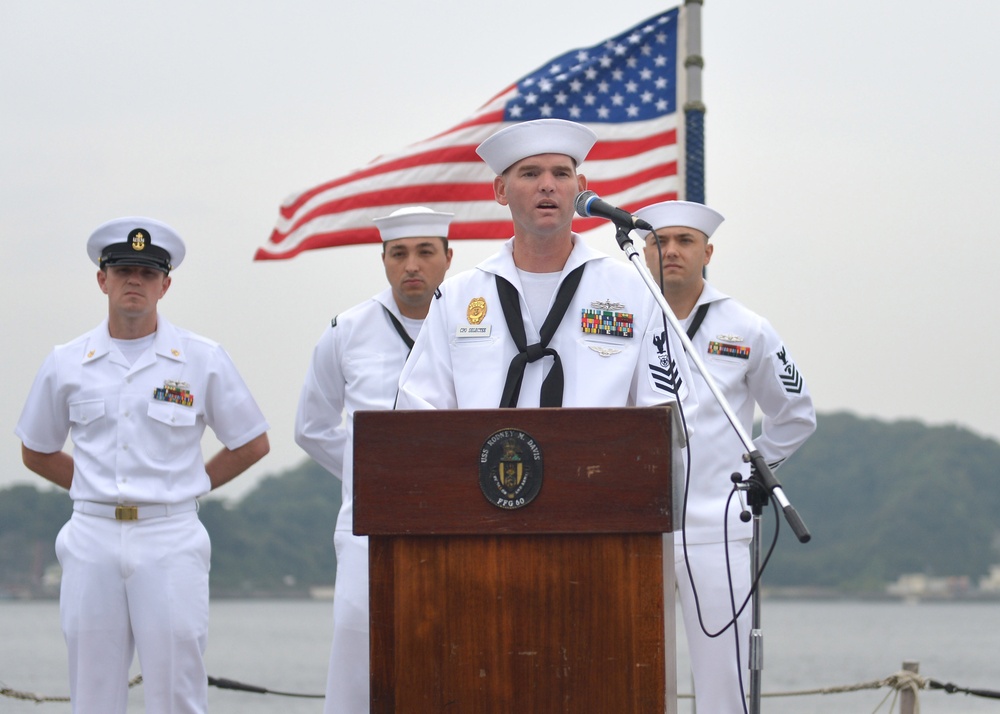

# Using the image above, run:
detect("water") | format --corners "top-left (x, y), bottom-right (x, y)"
top-left (2, 598), bottom-right (998, 713)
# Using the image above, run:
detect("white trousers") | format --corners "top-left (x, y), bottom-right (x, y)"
top-left (675, 538), bottom-right (752, 714)
top-left (323, 531), bottom-right (370, 714)
top-left (55, 510), bottom-right (211, 714)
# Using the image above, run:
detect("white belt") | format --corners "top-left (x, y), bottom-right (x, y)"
top-left (73, 500), bottom-right (199, 521)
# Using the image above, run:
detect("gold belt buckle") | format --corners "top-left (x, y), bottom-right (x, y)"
top-left (115, 505), bottom-right (139, 521)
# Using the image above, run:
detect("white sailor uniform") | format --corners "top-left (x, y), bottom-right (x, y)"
top-left (15, 315), bottom-right (268, 714)
top-left (294, 288), bottom-right (418, 714)
top-left (397, 237), bottom-right (696, 415)
top-left (675, 280), bottom-right (815, 713)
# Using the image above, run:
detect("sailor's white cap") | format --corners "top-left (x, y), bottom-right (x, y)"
top-left (635, 201), bottom-right (725, 239)
top-left (373, 206), bottom-right (454, 243)
top-left (86, 216), bottom-right (185, 273)
top-left (476, 118), bottom-right (597, 175)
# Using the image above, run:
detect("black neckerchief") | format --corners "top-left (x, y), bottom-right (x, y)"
top-left (382, 306), bottom-right (414, 352)
top-left (495, 263), bottom-right (586, 408)
top-left (686, 302), bottom-right (711, 340)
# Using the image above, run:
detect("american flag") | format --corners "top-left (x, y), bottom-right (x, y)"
top-left (256, 7), bottom-right (682, 261)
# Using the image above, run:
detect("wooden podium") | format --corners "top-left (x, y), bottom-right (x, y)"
top-left (354, 406), bottom-right (678, 713)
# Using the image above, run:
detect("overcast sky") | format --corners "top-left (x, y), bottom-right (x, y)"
top-left (3, 0), bottom-right (998, 501)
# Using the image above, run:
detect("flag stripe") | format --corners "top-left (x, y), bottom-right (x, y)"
top-left (259, 7), bottom-right (683, 260)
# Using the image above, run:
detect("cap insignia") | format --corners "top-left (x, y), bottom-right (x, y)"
top-left (128, 228), bottom-right (147, 252)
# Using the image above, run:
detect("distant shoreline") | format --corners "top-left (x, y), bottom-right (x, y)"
top-left (6, 588), bottom-right (1000, 604)
top-left (763, 587), bottom-right (1000, 603)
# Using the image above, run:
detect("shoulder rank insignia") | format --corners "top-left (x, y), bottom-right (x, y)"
top-left (776, 346), bottom-right (804, 394)
top-left (648, 360), bottom-right (682, 395)
top-left (652, 330), bottom-right (673, 367)
top-left (649, 329), bottom-right (683, 394)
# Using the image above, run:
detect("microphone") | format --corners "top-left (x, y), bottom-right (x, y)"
top-left (574, 190), bottom-right (654, 231)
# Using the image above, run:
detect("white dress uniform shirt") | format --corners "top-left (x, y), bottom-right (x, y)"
top-left (397, 236), bottom-right (697, 418)
top-left (15, 313), bottom-right (268, 714)
top-left (679, 281), bottom-right (816, 544)
top-left (294, 287), bottom-right (417, 714)
top-left (674, 280), bottom-right (815, 714)
top-left (16, 315), bottom-right (268, 503)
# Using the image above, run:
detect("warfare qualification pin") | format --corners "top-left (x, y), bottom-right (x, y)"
top-left (478, 428), bottom-right (543, 510)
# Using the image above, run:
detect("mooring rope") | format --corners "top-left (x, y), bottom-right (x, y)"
top-left (4, 668), bottom-right (999, 706)
top-left (757, 669), bottom-right (927, 698)
top-left (1, 674), bottom-right (143, 703)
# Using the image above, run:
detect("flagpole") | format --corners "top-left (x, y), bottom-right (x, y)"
top-left (683, 0), bottom-right (706, 204)
top-left (683, 10), bottom-right (790, 713)
top-left (685, 4), bottom-right (762, 713)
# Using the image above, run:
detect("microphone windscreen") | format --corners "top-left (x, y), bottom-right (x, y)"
top-left (574, 190), bottom-right (597, 217)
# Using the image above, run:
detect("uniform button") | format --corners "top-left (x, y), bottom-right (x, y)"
top-left (122, 444), bottom-right (129, 451)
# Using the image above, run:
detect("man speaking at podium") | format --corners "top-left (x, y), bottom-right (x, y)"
top-left (397, 118), bottom-right (697, 420)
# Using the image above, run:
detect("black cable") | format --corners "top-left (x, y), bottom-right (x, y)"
top-left (208, 676), bottom-right (324, 699)
top-left (927, 679), bottom-right (1000, 700)
top-left (648, 230), bottom-right (761, 712)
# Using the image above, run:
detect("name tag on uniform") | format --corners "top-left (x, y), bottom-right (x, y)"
top-left (456, 325), bottom-right (492, 338)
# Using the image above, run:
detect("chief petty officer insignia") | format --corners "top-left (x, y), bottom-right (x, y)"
top-left (648, 329), bottom-right (683, 395)
top-left (128, 228), bottom-right (147, 251)
top-left (581, 299), bottom-right (633, 338)
top-left (467, 297), bottom-right (487, 325)
top-left (153, 379), bottom-right (194, 407)
top-left (457, 297), bottom-right (491, 338)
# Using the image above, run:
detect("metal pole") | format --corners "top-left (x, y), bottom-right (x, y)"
top-left (745, 477), bottom-right (768, 714)
top-left (683, 0), bottom-right (706, 204)
top-left (900, 660), bottom-right (920, 714)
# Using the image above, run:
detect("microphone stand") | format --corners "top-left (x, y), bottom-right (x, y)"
top-left (610, 222), bottom-right (811, 714)
top-left (741, 471), bottom-right (770, 714)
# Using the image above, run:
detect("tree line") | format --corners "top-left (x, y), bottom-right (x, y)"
top-left (2, 412), bottom-right (998, 598)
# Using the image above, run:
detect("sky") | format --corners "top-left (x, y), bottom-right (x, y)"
top-left (3, 0), bottom-right (998, 501)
